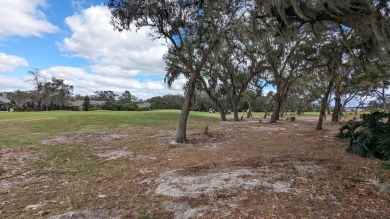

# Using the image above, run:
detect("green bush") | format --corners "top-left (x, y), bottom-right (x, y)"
top-left (337, 111), bottom-right (390, 160)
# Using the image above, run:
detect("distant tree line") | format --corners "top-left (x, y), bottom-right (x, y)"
top-left (4, 67), bottom-right (384, 114)
top-left (8, 69), bottom-right (73, 111)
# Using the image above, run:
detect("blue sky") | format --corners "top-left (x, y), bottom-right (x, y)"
top-left (0, 0), bottom-right (185, 99)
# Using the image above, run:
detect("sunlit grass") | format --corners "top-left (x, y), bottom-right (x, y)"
top-left (0, 110), bottom-right (219, 148)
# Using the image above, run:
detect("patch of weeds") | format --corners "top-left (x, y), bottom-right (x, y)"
top-left (139, 211), bottom-right (154, 219)
top-left (70, 196), bottom-right (92, 209)
top-left (105, 203), bottom-right (116, 210)
top-left (293, 195), bottom-right (302, 202)
top-left (27, 159), bottom-right (47, 170)
top-left (382, 161), bottom-right (390, 171)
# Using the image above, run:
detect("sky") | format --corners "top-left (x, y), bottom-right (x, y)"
top-left (0, 0), bottom-right (186, 100)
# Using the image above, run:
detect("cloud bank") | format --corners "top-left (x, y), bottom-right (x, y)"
top-left (0, 0), bottom-right (58, 39)
top-left (0, 53), bottom-right (29, 73)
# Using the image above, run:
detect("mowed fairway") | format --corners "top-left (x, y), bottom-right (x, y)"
top-left (0, 111), bottom-right (389, 218)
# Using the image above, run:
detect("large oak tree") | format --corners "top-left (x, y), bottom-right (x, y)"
top-left (108, 0), bottom-right (245, 142)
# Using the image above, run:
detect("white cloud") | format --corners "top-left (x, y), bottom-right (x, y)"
top-left (0, 4), bottom-right (184, 99)
top-left (90, 65), bottom-right (140, 77)
top-left (58, 5), bottom-right (167, 76)
top-left (0, 53), bottom-right (29, 73)
top-left (169, 75), bottom-right (188, 91)
top-left (0, 76), bottom-right (32, 91)
top-left (0, 0), bottom-right (58, 39)
top-left (50, 5), bottom-right (180, 99)
top-left (40, 66), bottom-right (183, 99)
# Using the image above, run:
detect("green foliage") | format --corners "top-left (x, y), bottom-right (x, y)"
top-left (337, 111), bottom-right (390, 160)
top-left (83, 96), bottom-right (91, 111)
top-left (138, 212), bottom-right (154, 219)
top-left (147, 95), bottom-right (184, 110)
top-left (382, 161), bottom-right (390, 170)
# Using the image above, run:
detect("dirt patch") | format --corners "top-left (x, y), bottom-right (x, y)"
top-left (214, 121), bottom-right (286, 132)
top-left (154, 167), bottom-right (297, 199)
top-left (0, 147), bottom-right (42, 176)
top-left (162, 201), bottom-right (210, 219)
top-left (96, 150), bottom-right (133, 160)
top-left (167, 132), bottom-right (235, 149)
top-left (41, 133), bottom-right (129, 145)
top-left (147, 153), bottom-right (389, 218)
top-left (49, 209), bottom-right (125, 219)
top-left (96, 150), bottom-right (157, 161)
top-left (0, 147), bottom-right (42, 166)
top-left (151, 161), bottom-right (325, 217)
top-left (0, 147), bottom-right (43, 193)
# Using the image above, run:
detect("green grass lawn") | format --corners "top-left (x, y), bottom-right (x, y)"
top-left (0, 110), bottom-right (221, 148)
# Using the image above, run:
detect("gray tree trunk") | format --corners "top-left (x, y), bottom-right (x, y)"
top-left (332, 92), bottom-right (342, 122)
top-left (271, 92), bottom-right (281, 123)
top-left (317, 75), bottom-right (336, 130)
top-left (232, 101), bottom-right (239, 121)
top-left (219, 105), bottom-right (227, 121)
top-left (175, 71), bottom-right (198, 143)
top-left (247, 102), bottom-right (252, 118)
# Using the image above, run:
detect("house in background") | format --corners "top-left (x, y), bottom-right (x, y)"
top-left (68, 100), bottom-right (106, 110)
top-left (137, 102), bottom-right (151, 110)
top-left (0, 93), bottom-right (11, 111)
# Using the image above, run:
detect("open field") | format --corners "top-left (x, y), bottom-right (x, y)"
top-left (0, 110), bottom-right (389, 218)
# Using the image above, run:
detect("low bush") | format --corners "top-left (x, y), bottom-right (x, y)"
top-left (337, 111), bottom-right (390, 160)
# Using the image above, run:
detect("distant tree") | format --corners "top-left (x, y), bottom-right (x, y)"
top-left (93, 90), bottom-right (118, 101)
top-left (9, 90), bottom-right (33, 111)
top-left (367, 100), bottom-right (382, 112)
top-left (83, 96), bottom-right (91, 111)
top-left (28, 68), bottom-right (45, 110)
top-left (72, 94), bottom-right (85, 100)
top-left (193, 91), bottom-right (216, 112)
top-left (148, 96), bottom-right (165, 110)
top-left (244, 76), bottom-right (270, 118)
top-left (148, 95), bottom-right (184, 110)
top-left (119, 90), bottom-right (137, 103)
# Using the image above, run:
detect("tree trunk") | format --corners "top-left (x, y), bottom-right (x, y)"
top-left (218, 105), bottom-right (227, 121)
top-left (317, 75), bottom-right (336, 130)
top-left (326, 104), bottom-right (331, 115)
top-left (279, 100), bottom-right (287, 118)
top-left (232, 100), bottom-right (239, 121)
top-left (271, 92), bottom-right (281, 123)
top-left (332, 92), bottom-right (342, 122)
top-left (317, 98), bottom-right (328, 131)
top-left (263, 111), bottom-right (268, 119)
top-left (246, 101), bottom-right (252, 118)
top-left (175, 71), bottom-right (198, 143)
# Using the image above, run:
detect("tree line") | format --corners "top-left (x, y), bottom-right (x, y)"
top-left (108, 0), bottom-right (390, 143)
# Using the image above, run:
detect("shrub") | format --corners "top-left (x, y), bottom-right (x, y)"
top-left (337, 111), bottom-right (390, 160)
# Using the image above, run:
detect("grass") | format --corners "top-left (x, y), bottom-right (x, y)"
top-left (0, 110), bottom-right (219, 218)
top-left (0, 110), bottom-right (219, 148)
top-left (1, 110), bottom-right (388, 218)
top-left (0, 109), bottom-right (364, 149)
